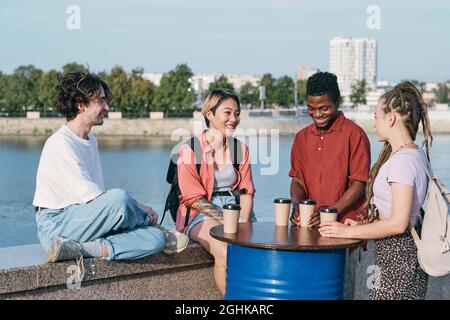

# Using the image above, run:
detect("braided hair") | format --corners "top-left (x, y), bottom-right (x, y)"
top-left (363, 81), bottom-right (433, 223)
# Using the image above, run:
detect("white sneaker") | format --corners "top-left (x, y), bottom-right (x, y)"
top-left (44, 236), bottom-right (82, 263)
top-left (157, 226), bottom-right (190, 254)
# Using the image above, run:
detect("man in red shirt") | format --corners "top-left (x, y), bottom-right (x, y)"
top-left (290, 72), bottom-right (371, 226)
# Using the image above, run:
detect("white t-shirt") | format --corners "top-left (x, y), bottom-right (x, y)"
top-left (33, 124), bottom-right (105, 209)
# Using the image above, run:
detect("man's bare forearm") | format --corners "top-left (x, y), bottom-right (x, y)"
top-left (290, 177), bottom-right (307, 220)
top-left (333, 180), bottom-right (366, 215)
top-left (290, 177), bottom-right (306, 204)
top-left (191, 198), bottom-right (223, 221)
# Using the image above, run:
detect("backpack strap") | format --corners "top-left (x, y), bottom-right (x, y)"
top-left (189, 136), bottom-right (202, 175)
top-left (228, 137), bottom-right (243, 172)
top-left (227, 137), bottom-right (245, 204)
top-left (410, 221), bottom-right (421, 242)
top-left (399, 149), bottom-right (449, 246)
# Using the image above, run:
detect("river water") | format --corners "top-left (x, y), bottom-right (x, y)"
top-left (1, 134), bottom-right (449, 248)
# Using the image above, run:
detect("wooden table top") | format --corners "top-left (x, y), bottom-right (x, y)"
top-left (210, 222), bottom-right (363, 251)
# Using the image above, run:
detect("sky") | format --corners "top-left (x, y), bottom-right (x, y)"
top-left (0, 0), bottom-right (449, 82)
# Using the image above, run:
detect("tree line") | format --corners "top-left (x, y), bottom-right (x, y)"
top-left (0, 62), bottom-right (308, 117)
top-left (349, 79), bottom-right (450, 108)
top-left (1, 62), bottom-right (446, 116)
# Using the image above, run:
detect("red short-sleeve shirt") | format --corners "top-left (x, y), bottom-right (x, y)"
top-left (289, 112), bottom-right (371, 222)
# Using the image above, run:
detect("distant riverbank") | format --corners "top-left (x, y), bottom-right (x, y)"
top-left (2, 110), bottom-right (450, 136)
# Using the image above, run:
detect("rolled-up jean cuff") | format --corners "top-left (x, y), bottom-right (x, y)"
top-left (96, 238), bottom-right (115, 261)
top-left (185, 213), bottom-right (211, 238)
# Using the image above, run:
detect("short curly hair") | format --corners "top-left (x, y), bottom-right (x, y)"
top-left (54, 71), bottom-right (112, 120)
top-left (306, 71), bottom-right (341, 104)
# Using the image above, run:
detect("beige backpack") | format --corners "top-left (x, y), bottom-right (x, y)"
top-left (403, 149), bottom-right (450, 277)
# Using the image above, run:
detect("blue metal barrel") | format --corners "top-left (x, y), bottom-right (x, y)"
top-left (225, 244), bottom-right (346, 300)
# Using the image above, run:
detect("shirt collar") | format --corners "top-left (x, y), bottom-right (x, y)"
top-left (308, 111), bottom-right (345, 135)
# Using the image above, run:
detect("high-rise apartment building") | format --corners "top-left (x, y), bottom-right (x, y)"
top-left (329, 36), bottom-right (377, 95)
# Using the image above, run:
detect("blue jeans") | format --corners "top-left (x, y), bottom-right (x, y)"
top-left (185, 194), bottom-right (257, 237)
top-left (35, 188), bottom-right (165, 260)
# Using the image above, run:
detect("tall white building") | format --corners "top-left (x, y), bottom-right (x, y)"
top-left (329, 36), bottom-right (377, 96)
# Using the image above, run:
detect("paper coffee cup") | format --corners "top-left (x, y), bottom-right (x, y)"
top-left (223, 204), bottom-right (241, 233)
top-left (273, 198), bottom-right (292, 226)
top-left (319, 206), bottom-right (338, 223)
top-left (299, 199), bottom-right (316, 227)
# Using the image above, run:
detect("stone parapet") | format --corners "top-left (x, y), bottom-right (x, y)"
top-left (2, 112), bottom-right (450, 137)
top-left (0, 243), bottom-right (220, 300)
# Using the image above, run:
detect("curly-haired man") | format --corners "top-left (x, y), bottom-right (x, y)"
top-left (289, 72), bottom-right (371, 226)
top-left (33, 72), bottom-right (185, 263)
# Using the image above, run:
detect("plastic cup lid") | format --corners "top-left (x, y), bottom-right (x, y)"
top-left (273, 198), bottom-right (292, 204)
top-left (299, 199), bottom-right (316, 205)
top-left (319, 206), bottom-right (338, 213)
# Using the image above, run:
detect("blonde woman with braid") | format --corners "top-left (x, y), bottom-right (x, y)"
top-left (319, 82), bottom-right (432, 299)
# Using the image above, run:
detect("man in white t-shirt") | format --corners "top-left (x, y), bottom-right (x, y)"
top-left (33, 72), bottom-right (187, 264)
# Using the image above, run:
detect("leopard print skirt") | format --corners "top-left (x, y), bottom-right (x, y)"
top-left (369, 228), bottom-right (428, 300)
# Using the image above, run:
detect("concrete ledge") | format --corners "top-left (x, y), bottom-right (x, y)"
top-left (2, 114), bottom-right (450, 136)
top-left (239, 110), bottom-right (249, 118)
top-left (248, 110), bottom-right (273, 117)
top-left (192, 111), bottom-right (203, 120)
top-left (435, 104), bottom-right (449, 111)
top-left (3, 265), bottom-right (219, 300)
top-left (26, 112), bottom-right (40, 119)
top-left (0, 243), bottom-right (221, 300)
top-left (107, 112), bottom-right (122, 120)
top-left (1, 242), bottom-right (448, 300)
top-left (149, 112), bottom-right (164, 120)
top-left (278, 110), bottom-right (296, 117)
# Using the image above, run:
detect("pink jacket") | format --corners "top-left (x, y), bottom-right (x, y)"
top-left (176, 131), bottom-right (255, 233)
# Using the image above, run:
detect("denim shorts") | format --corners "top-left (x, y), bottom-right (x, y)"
top-left (185, 194), bottom-right (257, 237)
